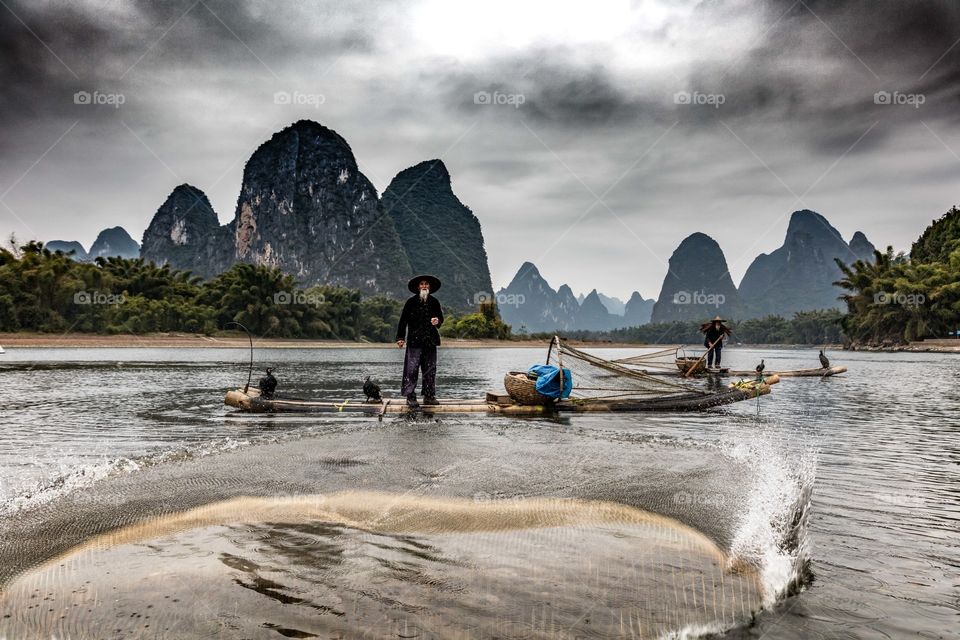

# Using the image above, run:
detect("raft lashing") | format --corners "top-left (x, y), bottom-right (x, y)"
top-left (224, 337), bottom-right (779, 414)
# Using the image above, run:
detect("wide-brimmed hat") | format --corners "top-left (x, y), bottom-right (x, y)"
top-left (710, 315), bottom-right (725, 322)
top-left (407, 274), bottom-right (442, 294)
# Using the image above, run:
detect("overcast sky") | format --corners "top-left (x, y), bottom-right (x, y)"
top-left (2, 0), bottom-right (959, 300)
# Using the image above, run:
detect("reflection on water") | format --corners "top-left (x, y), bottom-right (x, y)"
top-left (0, 346), bottom-right (958, 638)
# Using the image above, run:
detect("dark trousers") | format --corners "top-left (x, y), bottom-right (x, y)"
top-left (401, 345), bottom-right (437, 397)
top-left (706, 343), bottom-right (723, 367)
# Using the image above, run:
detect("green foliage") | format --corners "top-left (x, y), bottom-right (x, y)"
top-left (0, 242), bottom-right (410, 340)
top-left (835, 244), bottom-right (960, 345)
top-left (836, 204), bottom-right (960, 344)
top-left (358, 296), bottom-right (404, 342)
top-left (441, 301), bottom-right (512, 339)
top-left (911, 205), bottom-right (960, 263)
top-left (733, 316), bottom-right (792, 344)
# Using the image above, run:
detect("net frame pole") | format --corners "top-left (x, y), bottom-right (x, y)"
top-left (555, 335), bottom-right (563, 399)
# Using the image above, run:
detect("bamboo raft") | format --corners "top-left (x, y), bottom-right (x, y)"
top-left (224, 377), bottom-right (778, 415)
top-left (725, 365), bottom-right (847, 378)
top-left (643, 365), bottom-right (847, 378)
top-left (615, 349), bottom-right (847, 379)
top-left (223, 337), bottom-right (782, 415)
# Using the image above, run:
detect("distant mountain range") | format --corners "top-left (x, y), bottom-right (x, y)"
top-left (496, 262), bottom-right (655, 332)
top-left (141, 120), bottom-right (413, 297)
top-left (737, 210), bottom-right (875, 317)
top-left (381, 159), bottom-right (492, 312)
top-left (50, 120), bottom-right (491, 310)
top-left (650, 232), bottom-right (743, 323)
top-left (497, 210), bottom-right (875, 332)
top-left (42, 120), bottom-right (878, 324)
top-left (141, 120), bottom-right (492, 308)
top-left (47, 227), bottom-right (140, 261)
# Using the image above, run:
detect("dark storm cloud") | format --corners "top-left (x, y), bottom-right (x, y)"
top-left (440, 60), bottom-right (672, 127)
top-left (520, 68), bottom-right (662, 126)
top-left (0, 0), bottom-right (376, 136)
top-left (701, 0), bottom-right (960, 157)
top-left (765, 0), bottom-right (960, 63)
top-left (430, 0), bottom-right (960, 155)
top-left (2, 0), bottom-right (960, 297)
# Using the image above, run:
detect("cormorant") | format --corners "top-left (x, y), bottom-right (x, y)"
top-left (819, 349), bottom-right (830, 369)
top-left (755, 359), bottom-right (765, 374)
top-left (258, 368), bottom-right (278, 399)
top-left (363, 376), bottom-right (382, 402)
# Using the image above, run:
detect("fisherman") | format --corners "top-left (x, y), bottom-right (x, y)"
top-left (699, 315), bottom-right (732, 369)
top-left (396, 275), bottom-right (444, 408)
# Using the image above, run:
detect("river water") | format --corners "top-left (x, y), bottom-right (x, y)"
top-left (0, 346), bottom-right (955, 639)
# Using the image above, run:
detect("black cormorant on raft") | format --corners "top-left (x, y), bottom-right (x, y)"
top-left (258, 368), bottom-right (277, 398)
top-left (725, 365), bottom-right (846, 377)
top-left (819, 349), bottom-right (831, 369)
top-left (224, 337), bottom-right (779, 414)
top-left (363, 376), bottom-right (382, 402)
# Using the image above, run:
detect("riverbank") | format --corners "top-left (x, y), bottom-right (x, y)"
top-left (846, 339), bottom-right (960, 353)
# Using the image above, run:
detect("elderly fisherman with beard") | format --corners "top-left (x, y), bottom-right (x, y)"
top-left (396, 275), bottom-right (444, 408)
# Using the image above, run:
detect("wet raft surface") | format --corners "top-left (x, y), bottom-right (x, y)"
top-left (0, 419), bottom-right (764, 639)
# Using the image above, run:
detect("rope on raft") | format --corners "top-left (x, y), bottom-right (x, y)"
top-left (612, 346), bottom-right (682, 369)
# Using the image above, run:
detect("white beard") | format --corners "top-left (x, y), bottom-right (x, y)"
top-left (419, 289), bottom-right (429, 302)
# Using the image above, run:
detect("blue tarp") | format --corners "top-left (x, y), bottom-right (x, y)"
top-left (528, 364), bottom-right (573, 399)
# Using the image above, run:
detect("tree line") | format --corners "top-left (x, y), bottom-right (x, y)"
top-left (0, 241), bottom-right (510, 340)
top-left (834, 206), bottom-right (960, 345)
top-left (527, 309), bottom-right (845, 345)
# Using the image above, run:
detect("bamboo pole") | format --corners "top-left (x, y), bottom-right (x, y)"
top-left (555, 335), bottom-right (564, 397)
top-left (684, 336), bottom-right (722, 377)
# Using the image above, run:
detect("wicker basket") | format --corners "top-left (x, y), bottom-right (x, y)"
top-left (503, 371), bottom-right (553, 405)
top-left (676, 357), bottom-right (705, 374)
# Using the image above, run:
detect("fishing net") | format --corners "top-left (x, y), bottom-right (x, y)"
top-left (613, 345), bottom-right (710, 376)
top-left (543, 338), bottom-right (709, 403)
top-left (612, 346), bottom-right (683, 370)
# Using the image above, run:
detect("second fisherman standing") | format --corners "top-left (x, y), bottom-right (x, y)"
top-left (699, 315), bottom-right (732, 369)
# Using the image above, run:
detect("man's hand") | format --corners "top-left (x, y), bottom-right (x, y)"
top-left (430, 317), bottom-right (439, 326)
top-left (397, 339), bottom-right (405, 348)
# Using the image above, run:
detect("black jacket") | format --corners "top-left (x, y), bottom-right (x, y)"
top-left (702, 325), bottom-right (729, 347)
top-left (396, 294), bottom-right (444, 347)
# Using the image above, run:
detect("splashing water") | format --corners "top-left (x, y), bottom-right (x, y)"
top-left (724, 428), bottom-right (817, 606)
